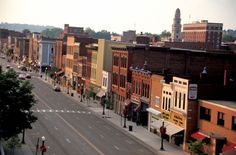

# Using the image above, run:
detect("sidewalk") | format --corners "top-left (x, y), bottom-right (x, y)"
top-left (48, 77), bottom-right (189, 155)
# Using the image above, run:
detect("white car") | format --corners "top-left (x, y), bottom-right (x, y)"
top-left (18, 74), bottom-right (26, 80)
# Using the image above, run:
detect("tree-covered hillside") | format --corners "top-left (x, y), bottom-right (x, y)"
top-left (0, 22), bottom-right (58, 33)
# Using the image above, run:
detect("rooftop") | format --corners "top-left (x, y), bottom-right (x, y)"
top-left (201, 100), bottom-right (236, 110)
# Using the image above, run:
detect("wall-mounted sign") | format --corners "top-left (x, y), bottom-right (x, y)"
top-left (188, 84), bottom-right (198, 100)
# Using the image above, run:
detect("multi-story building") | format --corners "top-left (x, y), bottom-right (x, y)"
top-left (28, 32), bottom-right (40, 67)
top-left (59, 24), bottom-right (88, 39)
top-left (191, 100), bottom-right (236, 155)
top-left (121, 30), bottom-right (136, 43)
top-left (182, 20), bottom-right (223, 49)
top-left (85, 39), bottom-right (129, 103)
top-left (111, 44), bottom-right (236, 128)
top-left (171, 8), bottom-right (182, 42)
top-left (128, 62), bottom-right (152, 126)
top-left (38, 37), bottom-right (56, 72)
top-left (64, 35), bottom-right (97, 93)
top-left (148, 75), bottom-right (207, 150)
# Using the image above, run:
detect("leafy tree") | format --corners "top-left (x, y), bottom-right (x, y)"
top-left (222, 35), bottom-right (235, 42)
top-left (85, 27), bottom-right (111, 40)
top-left (160, 30), bottom-right (171, 38)
top-left (22, 29), bottom-right (31, 38)
top-left (6, 136), bottom-right (21, 155)
top-left (188, 140), bottom-right (207, 155)
top-left (0, 70), bottom-right (37, 140)
top-left (41, 28), bottom-right (63, 38)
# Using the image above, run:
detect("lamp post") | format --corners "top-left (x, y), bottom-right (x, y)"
top-left (101, 95), bottom-right (106, 115)
top-left (45, 67), bottom-right (48, 80)
top-left (160, 121), bottom-right (166, 151)
top-left (123, 107), bottom-right (127, 128)
top-left (80, 83), bottom-right (84, 102)
top-left (40, 136), bottom-right (46, 155)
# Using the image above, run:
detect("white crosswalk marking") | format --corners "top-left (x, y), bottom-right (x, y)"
top-left (30, 109), bottom-right (91, 115)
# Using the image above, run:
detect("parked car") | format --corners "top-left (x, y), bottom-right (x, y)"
top-left (6, 65), bottom-right (10, 69)
top-left (25, 74), bottom-right (31, 79)
top-left (18, 74), bottom-right (26, 80)
top-left (53, 85), bottom-right (61, 92)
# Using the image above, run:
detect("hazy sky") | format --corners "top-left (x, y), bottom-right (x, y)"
top-left (0, 0), bottom-right (235, 34)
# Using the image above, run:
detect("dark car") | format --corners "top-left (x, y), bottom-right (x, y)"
top-left (53, 85), bottom-right (61, 92)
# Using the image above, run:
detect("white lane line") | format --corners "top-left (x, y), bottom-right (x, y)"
top-left (42, 110), bottom-right (46, 112)
top-left (88, 112), bottom-right (91, 114)
top-left (54, 126), bottom-right (58, 130)
top-left (61, 110), bottom-right (64, 112)
top-left (55, 110), bottom-right (59, 112)
top-left (82, 111), bottom-right (86, 114)
top-left (49, 109), bottom-right (53, 112)
top-left (66, 138), bottom-right (71, 143)
top-left (37, 110), bottom-right (40, 112)
top-left (88, 126), bottom-right (92, 129)
top-left (113, 145), bottom-right (120, 150)
top-left (77, 111), bottom-right (81, 113)
top-left (33, 92), bottom-right (105, 155)
top-left (67, 110), bottom-right (70, 113)
top-left (72, 110), bottom-right (75, 113)
top-left (126, 140), bottom-right (132, 144)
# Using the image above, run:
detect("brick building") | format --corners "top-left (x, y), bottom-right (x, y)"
top-left (182, 20), bottom-right (223, 49)
top-left (191, 100), bottom-right (236, 155)
top-left (112, 45), bottom-right (236, 147)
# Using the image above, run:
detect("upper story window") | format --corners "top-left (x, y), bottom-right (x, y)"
top-left (200, 106), bottom-right (211, 121)
top-left (217, 112), bottom-right (224, 127)
top-left (232, 116), bottom-right (236, 131)
top-left (119, 74), bottom-right (126, 88)
top-left (112, 73), bottom-right (118, 85)
top-left (121, 57), bottom-right (127, 68)
top-left (113, 56), bottom-right (119, 66)
top-left (155, 96), bottom-right (160, 107)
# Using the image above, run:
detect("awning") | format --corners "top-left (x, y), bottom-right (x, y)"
top-left (56, 70), bottom-right (64, 76)
top-left (222, 148), bottom-right (236, 155)
top-left (191, 131), bottom-right (210, 141)
top-left (222, 142), bottom-right (236, 153)
top-left (96, 89), bottom-right (105, 98)
top-left (151, 119), bottom-right (184, 137)
top-left (147, 108), bottom-right (161, 116)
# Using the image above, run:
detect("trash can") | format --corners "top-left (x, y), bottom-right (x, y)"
top-left (129, 125), bottom-right (133, 131)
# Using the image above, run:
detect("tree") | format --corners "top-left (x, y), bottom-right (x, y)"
top-left (0, 70), bottom-right (37, 140)
top-left (85, 27), bottom-right (111, 40)
top-left (6, 136), bottom-right (21, 155)
top-left (160, 30), bottom-right (171, 38)
top-left (22, 29), bottom-right (31, 38)
top-left (41, 28), bottom-right (63, 38)
top-left (188, 140), bottom-right (207, 155)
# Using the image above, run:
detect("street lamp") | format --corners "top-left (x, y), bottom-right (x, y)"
top-left (40, 136), bottom-right (46, 155)
top-left (101, 95), bottom-right (106, 115)
top-left (123, 106), bottom-right (127, 128)
top-left (45, 67), bottom-right (48, 80)
top-left (160, 121), bottom-right (166, 151)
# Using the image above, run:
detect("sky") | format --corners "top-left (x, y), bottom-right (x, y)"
top-left (0, 0), bottom-right (235, 34)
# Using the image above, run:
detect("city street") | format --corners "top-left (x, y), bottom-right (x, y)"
top-left (0, 58), bottom-right (156, 155)
top-left (24, 77), bottom-right (156, 155)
